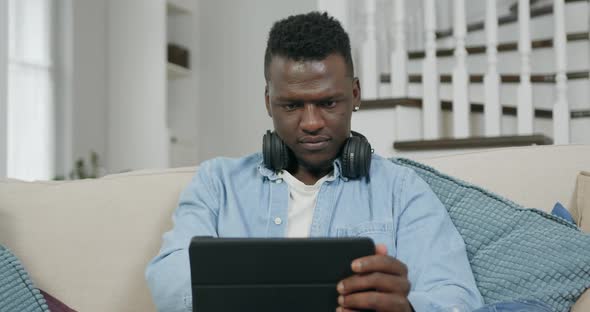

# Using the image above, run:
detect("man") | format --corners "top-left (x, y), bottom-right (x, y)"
top-left (146, 12), bottom-right (484, 312)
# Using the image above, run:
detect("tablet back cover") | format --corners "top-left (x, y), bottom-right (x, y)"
top-left (189, 237), bottom-right (375, 312)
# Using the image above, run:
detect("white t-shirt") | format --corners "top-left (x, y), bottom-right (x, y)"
top-left (278, 170), bottom-right (331, 237)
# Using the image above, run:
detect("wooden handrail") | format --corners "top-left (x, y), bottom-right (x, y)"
top-left (360, 97), bottom-right (590, 120)
top-left (393, 134), bottom-right (553, 151)
top-left (380, 71), bottom-right (590, 84)
top-left (435, 0), bottom-right (586, 39)
top-left (407, 32), bottom-right (588, 59)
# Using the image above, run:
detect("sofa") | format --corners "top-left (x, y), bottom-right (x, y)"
top-left (0, 145), bottom-right (589, 311)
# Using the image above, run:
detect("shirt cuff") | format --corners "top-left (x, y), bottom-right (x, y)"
top-left (408, 291), bottom-right (440, 312)
top-left (408, 291), bottom-right (476, 312)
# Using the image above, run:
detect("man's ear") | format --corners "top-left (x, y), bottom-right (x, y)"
top-left (265, 85), bottom-right (272, 117)
top-left (352, 77), bottom-right (361, 110)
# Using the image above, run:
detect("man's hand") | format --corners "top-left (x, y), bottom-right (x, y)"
top-left (336, 244), bottom-right (413, 312)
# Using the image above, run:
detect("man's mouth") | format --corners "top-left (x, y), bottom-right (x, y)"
top-left (299, 136), bottom-right (330, 151)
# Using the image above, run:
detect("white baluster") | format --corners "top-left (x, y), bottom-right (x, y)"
top-left (553, 0), bottom-right (570, 144)
top-left (484, 0), bottom-right (501, 137)
top-left (517, 0), bottom-right (533, 135)
top-left (452, 0), bottom-right (469, 138)
top-left (422, 0), bottom-right (440, 139)
top-left (361, 0), bottom-right (379, 99)
top-left (391, 0), bottom-right (407, 97)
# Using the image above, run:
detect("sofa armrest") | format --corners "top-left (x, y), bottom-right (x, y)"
top-left (572, 289), bottom-right (590, 312)
top-left (571, 171), bottom-right (590, 311)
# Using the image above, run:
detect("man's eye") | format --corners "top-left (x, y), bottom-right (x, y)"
top-left (284, 103), bottom-right (302, 111)
top-left (319, 101), bottom-right (337, 108)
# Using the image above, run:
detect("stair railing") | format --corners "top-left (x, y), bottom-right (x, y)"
top-left (349, 0), bottom-right (573, 145)
top-left (391, 0), bottom-right (408, 98)
top-left (553, 0), bottom-right (570, 144)
top-left (518, 0), bottom-right (534, 135)
top-left (452, 0), bottom-right (470, 138)
top-left (484, 0), bottom-right (502, 136)
top-left (422, 0), bottom-right (441, 139)
top-left (360, 0), bottom-right (379, 99)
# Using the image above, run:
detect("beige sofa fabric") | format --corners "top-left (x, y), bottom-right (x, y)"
top-left (423, 146), bottom-right (590, 312)
top-left (573, 289), bottom-right (590, 312)
top-left (1, 145), bottom-right (589, 311)
top-left (0, 168), bottom-right (195, 312)
top-left (571, 171), bottom-right (590, 232)
top-left (571, 171), bottom-right (590, 312)
top-left (420, 145), bottom-right (590, 213)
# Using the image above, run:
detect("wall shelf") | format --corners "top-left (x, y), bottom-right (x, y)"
top-left (167, 62), bottom-right (190, 79)
top-left (166, 0), bottom-right (192, 15)
top-left (166, 0), bottom-right (198, 167)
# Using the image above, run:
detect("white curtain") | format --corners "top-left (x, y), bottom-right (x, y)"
top-left (7, 0), bottom-right (55, 181)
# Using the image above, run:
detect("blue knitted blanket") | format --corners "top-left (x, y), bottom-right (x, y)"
top-left (393, 158), bottom-right (590, 312)
top-left (0, 245), bottom-right (49, 312)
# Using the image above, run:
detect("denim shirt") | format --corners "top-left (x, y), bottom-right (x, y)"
top-left (146, 153), bottom-right (484, 312)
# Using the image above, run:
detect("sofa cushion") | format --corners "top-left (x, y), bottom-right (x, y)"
top-left (572, 289), bottom-right (590, 312)
top-left (0, 245), bottom-right (49, 312)
top-left (0, 167), bottom-right (196, 312)
top-left (551, 202), bottom-right (575, 225)
top-left (394, 158), bottom-right (590, 312)
top-left (39, 289), bottom-right (77, 312)
top-left (571, 171), bottom-right (590, 232)
top-left (570, 172), bottom-right (590, 311)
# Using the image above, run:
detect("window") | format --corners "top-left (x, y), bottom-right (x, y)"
top-left (7, 0), bottom-right (56, 180)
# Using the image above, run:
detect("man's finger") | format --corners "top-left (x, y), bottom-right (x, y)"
top-left (338, 291), bottom-right (407, 311)
top-left (351, 255), bottom-right (408, 276)
top-left (375, 244), bottom-right (388, 255)
top-left (337, 273), bottom-right (410, 295)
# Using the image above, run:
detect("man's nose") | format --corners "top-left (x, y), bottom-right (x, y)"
top-left (300, 104), bottom-right (325, 133)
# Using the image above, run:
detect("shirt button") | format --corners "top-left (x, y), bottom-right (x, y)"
top-left (274, 217), bottom-right (282, 225)
top-left (275, 178), bottom-right (283, 184)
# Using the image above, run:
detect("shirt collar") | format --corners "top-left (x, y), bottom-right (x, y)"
top-left (256, 155), bottom-right (348, 182)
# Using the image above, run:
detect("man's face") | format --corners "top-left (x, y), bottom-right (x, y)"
top-left (265, 53), bottom-right (361, 172)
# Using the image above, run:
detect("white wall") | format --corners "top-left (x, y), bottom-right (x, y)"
top-left (69, 0), bottom-right (108, 173)
top-left (318, 0), bottom-right (348, 29)
top-left (196, 0), bottom-right (317, 161)
top-left (167, 0), bottom-right (200, 167)
top-left (107, 0), bottom-right (169, 172)
top-left (0, 0), bottom-right (7, 177)
top-left (51, 0), bottom-right (590, 174)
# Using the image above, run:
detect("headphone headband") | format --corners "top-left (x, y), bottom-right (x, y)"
top-left (262, 130), bottom-right (372, 179)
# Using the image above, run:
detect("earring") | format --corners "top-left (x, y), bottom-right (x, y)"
top-left (353, 106), bottom-right (360, 112)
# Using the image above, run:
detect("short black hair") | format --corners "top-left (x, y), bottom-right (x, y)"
top-left (264, 11), bottom-right (354, 81)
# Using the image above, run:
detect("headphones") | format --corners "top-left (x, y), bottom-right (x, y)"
top-left (262, 130), bottom-right (372, 179)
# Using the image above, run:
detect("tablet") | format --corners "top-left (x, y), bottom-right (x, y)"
top-left (189, 237), bottom-right (375, 312)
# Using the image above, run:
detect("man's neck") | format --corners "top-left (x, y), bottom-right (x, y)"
top-left (289, 165), bottom-right (332, 185)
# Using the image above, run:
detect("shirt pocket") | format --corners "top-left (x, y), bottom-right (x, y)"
top-left (335, 220), bottom-right (396, 256)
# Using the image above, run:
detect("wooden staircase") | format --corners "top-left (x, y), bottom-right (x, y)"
top-left (337, 0), bottom-right (590, 157)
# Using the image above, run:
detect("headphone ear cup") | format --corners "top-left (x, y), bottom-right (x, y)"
top-left (341, 138), bottom-right (352, 178)
top-left (263, 130), bottom-right (290, 171)
top-left (342, 137), bottom-right (360, 179)
top-left (263, 130), bottom-right (273, 169)
top-left (274, 132), bottom-right (290, 170)
top-left (341, 135), bottom-right (372, 179)
top-left (357, 138), bottom-right (372, 178)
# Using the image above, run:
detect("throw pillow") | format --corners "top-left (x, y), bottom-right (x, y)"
top-left (38, 289), bottom-right (77, 312)
top-left (393, 158), bottom-right (590, 312)
top-left (0, 245), bottom-right (49, 312)
top-left (551, 202), bottom-right (576, 225)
